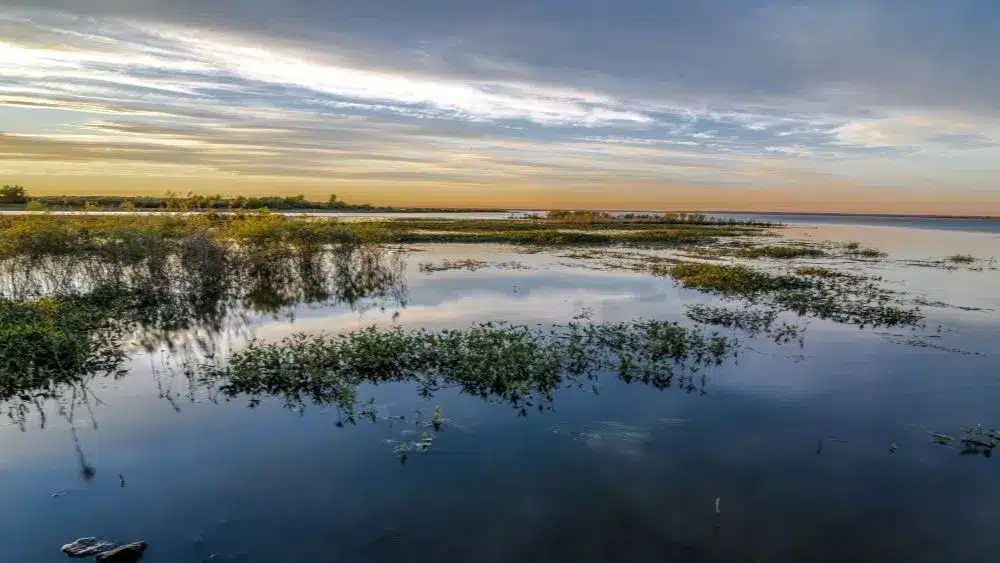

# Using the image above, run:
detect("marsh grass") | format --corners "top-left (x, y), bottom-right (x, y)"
top-left (0, 243), bottom-right (408, 427)
top-left (945, 254), bottom-right (977, 264)
top-left (0, 214), bottom-right (767, 260)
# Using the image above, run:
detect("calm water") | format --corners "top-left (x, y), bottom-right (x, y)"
top-left (6, 208), bottom-right (999, 233)
top-left (1, 224), bottom-right (999, 562)
top-left (716, 213), bottom-right (1000, 233)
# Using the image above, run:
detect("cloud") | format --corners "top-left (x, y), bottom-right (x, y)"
top-left (0, 2), bottom-right (999, 211)
top-left (833, 115), bottom-right (1000, 152)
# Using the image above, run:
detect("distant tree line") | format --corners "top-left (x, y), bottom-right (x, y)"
top-left (13, 190), bottom-right (378, 211)
top-left (0, 186), bottom-right (507, 213)
top-left (1, 185), bottom-right (28, 204)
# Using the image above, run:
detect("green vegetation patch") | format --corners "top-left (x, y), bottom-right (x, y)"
top-left (734, 245), bottom-right (827, 259)
top-left (664, 263), bottom-right (812, 296)
top-left (0, 290), bottom-right (128, 406)
top-left (793, 266), bottom-right (851, 278)
top-left (202, 319), bottom-right (735, 420)
top-left (843, 242), bottom-right (887, 258)
top-left (684, 304), bottom-right (803, 343)
top-left (659, 262), bottom-right (921, 328)
top-left (0, 213), bottom-right (768, 259)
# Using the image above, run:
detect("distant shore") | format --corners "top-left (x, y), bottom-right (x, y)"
top-left (698, 211), bottom-right (1000, 221)
top-left (3, 205), bottom-right (998, 220)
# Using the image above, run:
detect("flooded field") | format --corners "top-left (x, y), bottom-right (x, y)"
top-left (1, 214), bottom-right (998, 562)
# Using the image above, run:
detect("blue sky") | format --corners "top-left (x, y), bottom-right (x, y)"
top-left (1, 0), bottom-right (998, 211)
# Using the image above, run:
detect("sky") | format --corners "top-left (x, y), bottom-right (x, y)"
top-left (1, 1), bottom-right (999, 213)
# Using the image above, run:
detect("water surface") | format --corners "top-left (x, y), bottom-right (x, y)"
top-left (1, 225), bottom-right (998, 562)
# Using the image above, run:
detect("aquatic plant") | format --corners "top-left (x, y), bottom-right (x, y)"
top-left (419, 259), bottom-right (489, 273)
top-left (662, 262), bottom-right (921, 328)
top-left (945, 254), bottom-right (977, 264)
top-left (684, 304), bottom-right (803, 344)
top-left (793, 266), bottom-right (849, 278)
top-left (0, 213), bottom-right (768, 260)
top-left (927, 425), bottom-right (1000, 458)
top-left (0, 243), bottom-right (410, 427)
top-left (734, 245), bottom-right (827, 259)
top-left (664, 263), bottom-right (812, 296)
top-left (843, 242), bottom-right (887, 259)
top-left (0, 291), bottom-right (130, 375)
top-left (0, 290), bottom-right (130, 426)
top-left (199, 319), bottom-right (735, 420)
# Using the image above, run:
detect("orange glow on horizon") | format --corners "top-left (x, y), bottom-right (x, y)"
top-left (13, 174), bottom-right (1000, 216)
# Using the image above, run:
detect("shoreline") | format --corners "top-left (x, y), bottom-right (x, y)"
top-left (2, 207), bottom-right (997, 221)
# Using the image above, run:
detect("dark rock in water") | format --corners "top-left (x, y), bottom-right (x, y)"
top-left (95, 541), bottom-right (148, 562)
top-left (61, 537), bottom-right (116, 557)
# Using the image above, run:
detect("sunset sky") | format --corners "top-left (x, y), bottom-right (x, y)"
top-left (1, 1), bottom-right (999, 213)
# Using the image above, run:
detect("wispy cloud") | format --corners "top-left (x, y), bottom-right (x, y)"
top-left (1, 3), bottom-right (999, 211)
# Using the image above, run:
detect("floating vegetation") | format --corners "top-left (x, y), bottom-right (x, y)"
top-left (793, 266), bottom-right (851, 278)
top-left (927, 425), bottom-right (1000, 457)
top-left (905, 256), bottom-right (996, 271)
top-left (663, 263), bottom-right (812, 296)
top-left (200, 319), bottom-right (736, 423)
top-left (685, 304), bottom-right (803, 344)
top-left (912, 297), bottom-right (986, 312)
top-left (734, 245), bottom-right (827, 259)
top-left (662, 262), bottom-right (921, 328)
top-left (843, 242), bottom-right (887, 259)
top-left (418, 259), bottom-right (530, 273)
top-left (880, 334), bottom-right (987, 356)
top-left (419, 259), bottom-right (488, 272)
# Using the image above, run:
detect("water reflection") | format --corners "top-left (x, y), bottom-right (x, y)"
top-left (0, 243), bottom-right (407, 429)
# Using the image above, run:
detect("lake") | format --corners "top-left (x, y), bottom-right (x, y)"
top-left (5, 210), bottom-right (999, 233)
top-left (1, 220), bottom-right (998, 562)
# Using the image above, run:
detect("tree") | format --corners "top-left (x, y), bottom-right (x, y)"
top-left (1, 184), bottom-right (28, 204)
